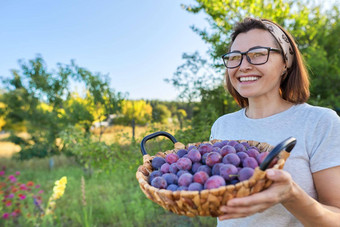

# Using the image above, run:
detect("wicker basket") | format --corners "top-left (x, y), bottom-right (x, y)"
top-left (136, 132), bottom-right (295, 217)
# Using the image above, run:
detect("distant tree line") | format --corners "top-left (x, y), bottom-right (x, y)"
top-left (1, 0), bottom-right (339, 159)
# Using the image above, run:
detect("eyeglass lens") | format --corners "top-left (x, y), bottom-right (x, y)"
top-left (224, 47), bottom-right (270, 68)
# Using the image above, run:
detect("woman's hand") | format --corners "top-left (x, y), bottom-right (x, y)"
top-left (218, 169), bottom-right (294, 220)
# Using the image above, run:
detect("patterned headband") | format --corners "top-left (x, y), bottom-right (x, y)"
top-left (262, 20), bottom-right (294, 69)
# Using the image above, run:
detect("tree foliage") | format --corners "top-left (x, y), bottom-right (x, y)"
top-left (0, 101), bottom-right (6, 131)
top-left (180, 0), bottom-right (340, 108)
top-left (152, 104), bottom-right (171, 124)
top-left (118, 100), bottom-right (153, 125)
top-left (167, 0), bottom-right (340, 141)
top-left (0, 56), bottom-right (124, 159)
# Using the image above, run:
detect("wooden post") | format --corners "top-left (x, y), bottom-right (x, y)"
top-left (132, 118), bottom-right (135, 141)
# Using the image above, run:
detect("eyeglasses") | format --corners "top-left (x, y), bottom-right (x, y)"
top-left (222, 46), bottom-right (281, 69)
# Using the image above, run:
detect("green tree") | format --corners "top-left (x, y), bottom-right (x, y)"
top-left (1, 56), bottom-right (124, 159)
top-left (180, 0), bottom-right (340, 108)
top-left (119, 100), bottom-right (153, 125)
top-left (0, 101), bottom-right (6, 131)
top-left (152, 104), bottom-right (171, 124)
top-left (168, 0), bottom-right (340, 141)
top-left (166, 52), bottom-right (238, 141)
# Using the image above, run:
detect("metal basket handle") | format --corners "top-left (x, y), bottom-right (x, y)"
top-left (259, 136), bottom-right (296, 171)
top-left (140, 131), bottom-right (177, 156)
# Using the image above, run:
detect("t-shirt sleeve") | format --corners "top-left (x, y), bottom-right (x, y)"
top-left (309, 110), bottom-right (340, 173)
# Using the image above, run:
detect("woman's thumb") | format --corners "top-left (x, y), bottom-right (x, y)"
top-left (266, 169), bottom-right (288, 181)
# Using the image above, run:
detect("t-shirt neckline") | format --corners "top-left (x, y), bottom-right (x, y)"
top-left (242, 103), bottom-right (303, 121)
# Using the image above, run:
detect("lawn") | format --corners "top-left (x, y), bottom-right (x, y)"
top-left (0, 125), bottom-right (216, 226)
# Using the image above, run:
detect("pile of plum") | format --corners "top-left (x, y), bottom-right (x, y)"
top-left (149, 140), bottom-right (274, 191)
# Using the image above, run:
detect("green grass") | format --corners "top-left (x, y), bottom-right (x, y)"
top-left (0, 146), bottom-right (216, 226)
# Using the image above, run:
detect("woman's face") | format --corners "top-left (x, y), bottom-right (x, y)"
top-left (228, 29), bottom-right (286, 102)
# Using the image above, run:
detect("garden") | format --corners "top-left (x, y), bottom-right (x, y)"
top-left (1, 0), bottom-right (340, 226)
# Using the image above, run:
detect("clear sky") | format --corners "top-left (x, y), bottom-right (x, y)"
top-left (0, 0), bottom-right (210, 101)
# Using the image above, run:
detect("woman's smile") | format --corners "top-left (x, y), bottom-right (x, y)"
top-left (238, 75), bottom-right (261, 83)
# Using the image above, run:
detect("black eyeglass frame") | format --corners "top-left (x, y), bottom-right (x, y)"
top-left (221, 46), bottom-right (281, 69)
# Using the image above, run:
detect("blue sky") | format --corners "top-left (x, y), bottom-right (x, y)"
top-left (0, 0), bottom-right (210, 101)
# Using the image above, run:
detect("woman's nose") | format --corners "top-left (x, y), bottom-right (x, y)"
top-left (239, 55), bottom-right (252, 71)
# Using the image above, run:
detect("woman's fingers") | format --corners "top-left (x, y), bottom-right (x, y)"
top-left (219, 203), bottom-right (269, 220)
top-left (218, 170), bottom-right (295, 220)
top-left (226, 187), bottom-right (280, 207)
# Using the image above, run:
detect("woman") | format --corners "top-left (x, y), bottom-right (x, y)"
top-left (210, 17), bottom-right (340, 226)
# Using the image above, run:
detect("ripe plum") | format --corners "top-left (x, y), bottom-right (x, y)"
top-left (177, 149), bottom-right (188, 158)
top-left (162, 173), bottom-right (178, 185)
top-left (191, 162), bottom-right (202, 173)
top-left (148, 170), bottom-right (162, 184)
top-left (220, 140), bottom-right (229, 147)
top-left (212, 147), bottom-right (221, 153)
top-left (243, 157), bottom-right (259, 169)
top-left (176, 157), bottom-right (192, 171)
top-left (246, 148), bottom-right (260, 158)
top-left (204, 175), bottom-right (226, 190)
top-left (169, 163), bottom-right (178, 174)
top-left (151, 157), bottom-right (166, 170)
top-left (240, 141), bottom-right (251, 149)
top-left (234, 143), bottom-right (246, 153)
top-left (151, 176), bottom-right (167, 189)
top-left (237, 151), bottom-right (249, 162)
top-left (187, 149), bottom-right (202, 163)
top-left (198, 143), bottom-right (213, 155)
top-left (178, 173), bottom-right (193, 187)
top-left (193, 171), bottom-right (209, 184)
top-left (248, 146), bottom-right (260, 151)
top-left (201, 153), bottom-right (209, 164)
top-left (227, 140), bottom-right (239, 147)
top-left (187, 145), bottom-right (197, 151)
top-left (205, 152), bottom-right (222, 167)
top-left (167, 184), bottom-right (178, 191)
top-left (213, 141), bottom-right (224, 148)
top-left (238, 167), bottom-right (255, 181)
top-left (212, 163), bottom-right (224, 175)
top-left (220, 164), bottom-right (238, 181)
top-left (188, 182), bottom-right (203, 191)
top-left (160, 163), bottom-right (170, 173)
top-left (222, 153), bottom-right (241, 166)
top-left (220, 145), bottom-right (236, 157)
top-left (177, 170), bottom-right (189, 178)
top-left (197, 165), bottom-right (212, 176)
top-left (165, 153), bottom-right (179, 164)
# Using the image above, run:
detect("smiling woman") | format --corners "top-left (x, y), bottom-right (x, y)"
top-left (210, 17), bottom-right (340, 226)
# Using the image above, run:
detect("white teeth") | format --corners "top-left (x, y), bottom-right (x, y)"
top-left (239, 76), bottom-right (259, 82)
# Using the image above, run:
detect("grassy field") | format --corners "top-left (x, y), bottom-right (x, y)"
top-left (0, 125), bottom-right (217, 226)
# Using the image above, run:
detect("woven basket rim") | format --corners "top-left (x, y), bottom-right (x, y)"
top-left (136, 139), bottom-right (288, 217)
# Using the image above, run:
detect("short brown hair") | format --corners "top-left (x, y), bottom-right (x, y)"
top-left (225, 17), bottom-right (310, 108)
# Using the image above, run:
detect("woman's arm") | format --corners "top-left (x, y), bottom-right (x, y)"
top-left (218, 167), bottom-right (340, 226)
top-left (283, 166), bottom-right (340, 226)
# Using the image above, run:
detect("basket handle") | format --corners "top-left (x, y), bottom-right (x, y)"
top-left (140, 131), bottom-right (178, 156)
top-left (259, 137), bottom-right (296, 171)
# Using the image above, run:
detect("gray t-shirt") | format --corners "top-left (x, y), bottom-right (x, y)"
top-left (210, 103), bottom-right (340, 227)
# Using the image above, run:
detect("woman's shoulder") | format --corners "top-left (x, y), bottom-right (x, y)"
top-left (211, 109), bottom-right (244, 132)
top-left (296, 103), bottom-right (339, 120)
top-left (210, 109), bottom-right (244, 140)
top-left (214, 108), bottom-right (244, 123)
